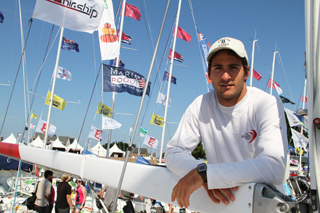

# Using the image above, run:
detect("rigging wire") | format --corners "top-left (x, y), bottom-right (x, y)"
top-left (139, 15), bottom-right (175, 124)
top-left (21, 24), bottom-right (56, 143)
top-left (277, 52), bottom-right (295, 103)
top-left (76, 63), bottom-right (103, 147)
top-left (0, 19), bottom-right (33, 136)
top-left (255, 42), bottom-right (271, 91)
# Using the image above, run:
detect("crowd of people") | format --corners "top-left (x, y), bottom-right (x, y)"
top-left (34, 170), bottom-right (89, 213)
top-left (33, 170), bottom-right (120, 213)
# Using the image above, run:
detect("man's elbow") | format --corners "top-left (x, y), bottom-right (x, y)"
top-left (269, 160), bottom-right (286, 185)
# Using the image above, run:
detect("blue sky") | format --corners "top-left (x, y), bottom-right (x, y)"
top-left (0, 0), bottom-right (306, 156)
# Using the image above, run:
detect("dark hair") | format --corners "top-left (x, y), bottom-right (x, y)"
top-left (44, 170), bottom-right (53, 178)
top-left (77, 179), bottom-right (85, 186)
top-left (207, 49), bottom-right (249, 76)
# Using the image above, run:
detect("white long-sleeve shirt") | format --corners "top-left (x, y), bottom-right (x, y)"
top-left (165, 87), bottom-right (287, 189)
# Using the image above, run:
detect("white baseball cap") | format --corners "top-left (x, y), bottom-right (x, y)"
top-left (206, 37), bottom-right (248, 64)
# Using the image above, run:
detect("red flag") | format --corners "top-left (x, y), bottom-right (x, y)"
top-left (267, 79), bottom-right (280, 89)
top-left (175, 26), bottom-right (192, 42)
top-left (121, 3), bottom-right (141, 21)
top-left (302, 95), bottom-right (308, 102)
top-left (252, 68), bottom-right (262, 81)
top-left (168, 49), bottom-right (183, 63)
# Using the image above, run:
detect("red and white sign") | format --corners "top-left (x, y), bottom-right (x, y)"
top-left (88, 126), bottom-right (103, 140)
top-left (143, 135), bottom-right (159, 149)
top-left (35, 119), bottom-right (56, 137)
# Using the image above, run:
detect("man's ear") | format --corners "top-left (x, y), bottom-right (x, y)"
top-left (208, 68), bottom-right (212, 80)
top-left (244, 66), bottom-right (250, 80)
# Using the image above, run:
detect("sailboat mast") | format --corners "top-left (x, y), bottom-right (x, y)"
top-left (159, 0), bottom-right (182, 164)
top-left (249, 38), bottom-right (258, 87)
top-left (269, 50), bottom-right (278, 95)
top-left (43, 27), bottom-right (65, 148)
top-left (106, 0), bottom-right (126, 158)
top-left (305, 0), bottom-right (319, 207)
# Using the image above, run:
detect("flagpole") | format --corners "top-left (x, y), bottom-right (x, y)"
top-left (43, 27), bottom-right (65, 148)
top-left (111, 1), bottom-right (171, 212)
top-left (106, 0), bottom-right (126, 158)
top-left (159, 0), bottom-right (182, 165)
top-left (269, 49), bottom-right (278, 95)
top-left (249, 35), bottom-right (258, 87)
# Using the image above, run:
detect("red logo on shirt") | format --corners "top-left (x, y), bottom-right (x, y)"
top-left (249, 130), bottom-right (257, 143)
top-left (241, 130), bottom-right (257, 143)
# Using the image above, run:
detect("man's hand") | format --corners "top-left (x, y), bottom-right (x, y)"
top-left (171, 168), bottom-right (239, 208)
top-left (203, 184), bottom-right (238, 205)
top-left (171, 168), bottom-right (203, 208)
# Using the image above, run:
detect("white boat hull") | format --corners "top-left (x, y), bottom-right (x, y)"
top-left (0, 142), bottom-right (256, 213)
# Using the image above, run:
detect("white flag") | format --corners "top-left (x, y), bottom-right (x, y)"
top-left (30, 124), bottom-right (35, 129)
top-left (156, 92), bottom-right (172, 107)
top-left (32, 0), bottom-right (104, 33)
top-left (273, 83), bottom-right (283, 95)
top-left (88, 126), bottom-right (103, 140)
top-left (291, 128), bottom-right (309, 149)
top-left (35, 119), bottom-right (56, 137)
top-left (56, 66), bottom-right (72, 81)
top-left (143, 135), bottom-right (159, 149)
top-left (98, 0), bottom-right (120, 60)
top-left (102, 116), bottom-right (122, 129)
top-left (284, 108), bottom-right (304, 127)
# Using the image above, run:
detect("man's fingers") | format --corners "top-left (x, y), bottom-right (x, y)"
top-left (231, 186), bottom-right (239, 191)
top-left (220, 188), bottom-right (235, 202)
top-left (203, 184), bottom-right (220, 204)
top-left (212, 189), bottom-right (230, 205)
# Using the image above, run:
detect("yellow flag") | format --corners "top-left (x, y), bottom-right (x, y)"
top-left (45, 91), bottom-right (67, 111)
top-left (96, 102), bottom-right (112, 118)
top-left (31, 113), bottom-right (38, 119)
top-left (150, 113), bottom-right (164, 127)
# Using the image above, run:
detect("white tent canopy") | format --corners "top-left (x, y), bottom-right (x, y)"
top-left (67, 138), bottom-right (84, 152)
top-left (1, 133), bottom-right (17, 144)
top-left (89, 141), bottom-right (106, 157)
top-left (51, 137), bottom-right (67, 151)
top-left (29, 135), bottom-right (45, 148)
top-left (109, 143), bottom-right (125, 157)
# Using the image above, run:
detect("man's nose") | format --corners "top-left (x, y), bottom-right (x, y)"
top-left (221, 71), bottom-right (231, 80)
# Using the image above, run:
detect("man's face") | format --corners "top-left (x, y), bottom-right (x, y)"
top-left (209, 51), bottom-right (249, 106)
top-left (48, 174), bottom-right (53, 182)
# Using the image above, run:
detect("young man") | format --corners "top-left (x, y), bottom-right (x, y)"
top-left (35, 170), bottom-right (53, 213)
top-left (164, 37), bottom-right (287, 208)
top-left (55, 174), bottom-right (74, 213)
